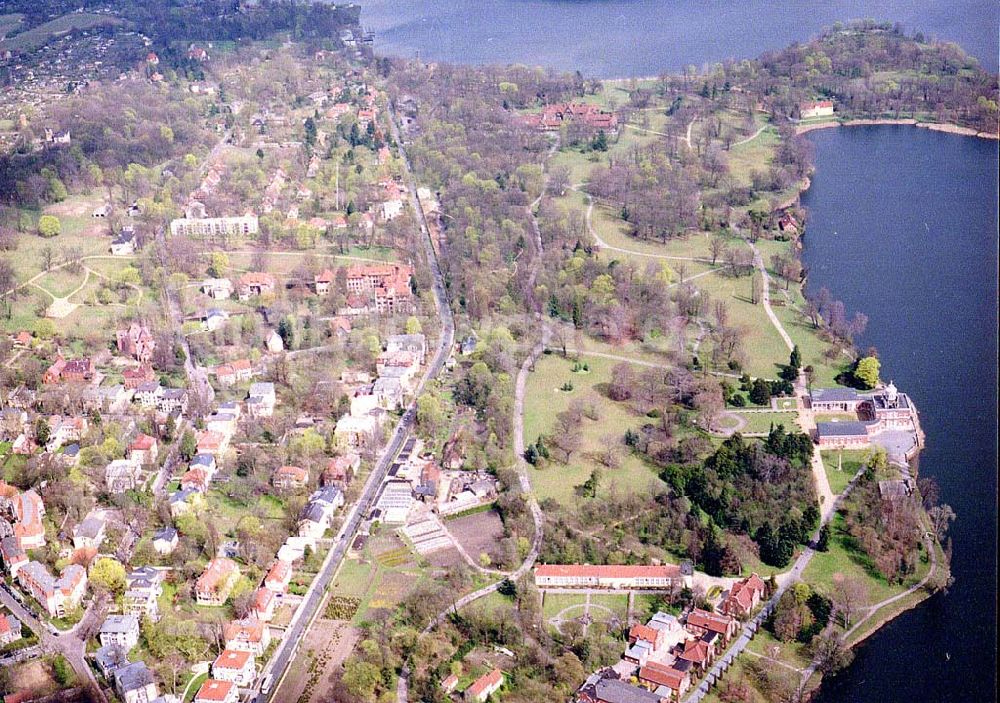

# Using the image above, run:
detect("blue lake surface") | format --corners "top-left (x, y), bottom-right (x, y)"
top-left (358, 0), bottom-right (999, 76)
top-left (801, 125), bottom-right (997, 702)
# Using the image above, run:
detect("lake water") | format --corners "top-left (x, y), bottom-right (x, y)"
top-left (358, 0), bottom-right (999, 76)
top-left (800, 125), bottom-right (998, 702)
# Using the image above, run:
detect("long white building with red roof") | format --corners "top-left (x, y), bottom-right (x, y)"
top-left (534, 563), bottom-right (692, 590)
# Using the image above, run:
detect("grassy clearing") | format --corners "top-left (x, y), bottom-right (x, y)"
top-left (744, 627), bottom-right (811, 670)
top-left (2, 12), bottom-right (124, 52)
top-left (802, 514), bottom-right (924, 604)
top-left (541, 593), bottom-right (586, 621)
top-left (693, 270), bottom-right (790, 378)
top-left (821, 449), bottom-right (867, 495)
top-left (727, 127), bottom-right (780, 187)
top-left (524, 353), bottom-right (666, 505)
top-left (590, 594), bottom-right (628, 622)
top-left (33, 269), bottom-right (87, 299)
top-left (734, 410), bottom-right (800, 434)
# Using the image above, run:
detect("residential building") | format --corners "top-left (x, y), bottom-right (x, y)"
top-left (202, 309), bottom-right (230, 332)
top-left (372, 377), bottom-right (404, 410)
top-left (0, 613), bottom-right (22, 646)
top-left (106, 459), bottom-right (143, 493)
top-left (111, 230), bottom-right (137, 256)
top-left (43, 357), bottom-right (93, 384)
top-left (684, 609), bottom-right (737, 642)
top-left (153, 527), bottom-right (178, 555)
top-left (223, 618), bottom-right (271, 656)
top-left (298, 486), bottom-right (343, 538)
top-left (123, 365), bottom-right (156, 390)
top-left (195, 559), bottom-right (240, 606)
top-left (94, 644), bottom-right (130, 678)
top-left (638, 662), bottom-right (691, 700)
top-left (124, 567), bottom-right (163, 622)
top-left (212, 649), bottom-right (256, 687)
top-left (247, 382), bottom-right (276, 418)
top-left (114, 661), bottom-right (158, 703)
top-left (194, 680), bottom-right (238, 703)
top-left (72, 514), bottom-right (107, 550)
top-left (202, 278), bottom-right (234, 300)
top-left (273, 465), bottom-right (309, 491)
top-left (236, 272), bottom-right (277, 300)
top-left (577, 676), bottom-right (668, 703)
top-left (386, 333), bottom-right (427, 364)
top-left (251, 587), bottom-right (276, 622)
top-left (334, 412), bottom-right (384, 448)
top-left (128, 434), bottom-right (159, 465)
top-left (314, 269), bottom-right (335, 295)
top-left (17, 561), bottom-right (87, 617)
top-left (464, 668), bottom-right (503, 702)
top-left (214, 359), bottom-right (253, 387)
top-left (534, 564), bottom-right (692, 590)
top-left (722, 573), bottom-right (767, 619)
top-left (100, 614), bottom-right (140, 650)
top-left (321, 454), bottom-right (359, 487)
top-left (263, 560), bottom-right (292, 593)
top-left (116, 323), bottom-right (155, 363)
top-left (170, 214), bottom-right (259, 239)
top-left (264, 330), bottom-right (284, 353)
top-left (800, 100), bottom-right (835, 119)
top-left (157, 388), bottom-right (189, 415)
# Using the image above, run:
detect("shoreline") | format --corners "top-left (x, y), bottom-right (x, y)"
top-left (795, 117), bottom-right (999, 140)
top-left (788, 139), bottom-right (950, 699)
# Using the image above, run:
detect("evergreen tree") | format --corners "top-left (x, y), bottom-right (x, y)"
top-left (817, 524), bottom-right (831, 552)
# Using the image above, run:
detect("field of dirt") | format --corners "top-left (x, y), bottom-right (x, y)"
top-left (272, 619), bottom-right (361, 703)
top-left (446, 509), bottom-right (506, 562)
top-left (10, 659), bottom-right (59, 697)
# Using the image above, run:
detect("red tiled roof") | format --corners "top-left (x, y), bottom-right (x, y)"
top-left (195, 679), bottom-right (234, 703)
top-left (639, 661), bottom-right (688, 689)
top-left (129, 434), bottom-right (156, 451)
top-left (223, 618), bottom-right (265, 644)
top-left (466, 668), bottom-right (503, 698)
top-left (535, 564), bottom-right (681, 579)
top-left (686, 608), bottom-right (733, 635)
top-left (629, 623), bottom-right (660, 644)
top-left (679, 638), bottom-right (711, 664)
top-left (213, 649), bottom-right (252, 670)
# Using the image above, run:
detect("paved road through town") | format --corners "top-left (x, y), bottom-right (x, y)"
top-left (257, 98), bottom-right (455, 703)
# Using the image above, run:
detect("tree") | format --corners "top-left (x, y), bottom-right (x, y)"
top-left (90, 557), bottom-right (127, 597)
top-left (812, 631), bottom-right (854, 674)
top-left (854, 356), bottom-right (880, 389)
top-left (927, 504), bottom-right (956, 541)
top-left (208, 252), bottom-right (229, 277)
top-left (179, 430), bottom-right (197, 461)
top-left (789, 345), bottom-right (801, 370)
top-left (405, 316), bottom-right (422, 335)
top-left (416, 393), bottom-right (443, 435)
top-left (710, 236), bottom-right (727, 266)
top-left (342, 659), bottom-right (380, 699)
top-left (749, 378), bottom-right (771, 406)
top-left (830, 575), bottom-right (868, 627)
top-left (34, 416), bottom-right (51, 446)
top-left (38, 214), bottom-right (61, 238)
top-left (816, 524), bottom-right (831, 552)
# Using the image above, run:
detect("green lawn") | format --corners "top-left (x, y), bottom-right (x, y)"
top-left (821, 450), bottom-right (868, 495)
top-left (524, 354), bottom-right (666, 505)
top-left (802, 514), bottom-right (922, 604)
top-left (541, 593), bottom-right (585, 621)
top-left (589, 594), bottom-right (628, 622)
top-left (733, 410), bottom-right (800, 435)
